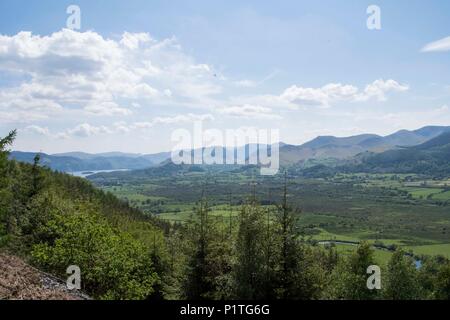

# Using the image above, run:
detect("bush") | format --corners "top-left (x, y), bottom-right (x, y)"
top-left (31, 210), bottom-right (158, 300)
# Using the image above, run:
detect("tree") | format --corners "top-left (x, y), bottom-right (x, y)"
top-left (31, 207), bottom-right (158, 299)
top-left (324, 242), bottom-right (378, 300)
top-left (384, 250), bottom-right (420, 300)
top-left (434, 261), bottom-right (450, 299)
top-left (182, 197), bottom-right (216, 299)
top-left (275, 172), bottom-right (308, 299)
top-left (0, 130), bottom-right (17, 244)
top-left (0, 130), bottom-right (16, 152)
top-left (30, 154), bottom-right (44, 197)
top-left (233, 199), bottom-right (267, 299)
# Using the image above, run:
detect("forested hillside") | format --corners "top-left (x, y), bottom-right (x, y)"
top-left (2, 130), bottom-right (450, 300)
top-left (350, 132), bottom-right (450, 176)
top-left (9, 151), bottom-right (160, 172)
top-left (1, 130), bottom-right (169, 299)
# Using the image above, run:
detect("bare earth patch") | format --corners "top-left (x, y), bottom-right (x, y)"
top-left (0, 252), bottom-right (88, 300)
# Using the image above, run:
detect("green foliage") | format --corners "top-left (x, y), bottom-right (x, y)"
top-left (383, 250), bottom-right (420, 300)
top-left (2, 131), bottom-right (450, 301)
top-left (324, 242), bottom-right (378, 300)
top-left (233, 200), bottom-right (269, 299)
top-left (0, 130), bottom-right (17, 244)
top-left (181, 198), bottom-right (233, 299)
top-left (435, 262), bottom-right (450, 299)
top-left (0, 131), bottom-right (168, 300)
top-left (31, 209), bottom-right (158, 300)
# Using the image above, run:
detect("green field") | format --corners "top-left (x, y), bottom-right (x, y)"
top-left (406, 243), bottom-right (450, 257)
top-left (92, 171), bottom-right (450, 258)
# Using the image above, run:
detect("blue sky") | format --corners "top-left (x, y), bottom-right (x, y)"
top-left (1, 0), bottom-right (449, 153)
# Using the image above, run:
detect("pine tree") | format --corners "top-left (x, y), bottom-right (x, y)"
top-left (0, 130), bottom-right (16, 243)
top-left (182, 197), bottom-right (218, 299)
top-left (233, 198), bottom-right (267, 299)
top-left (261, 200), bottom-right (279, 299)
top-left (276, 172), bottom-right (301, 298)
top-left (30, 154), bottom-right (44, 197)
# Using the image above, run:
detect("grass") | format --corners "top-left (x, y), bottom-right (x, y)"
top-left (324, 244), bottom-right (392, 266)
top-left (91, 171), bottom-right (450, 258)
top-left (432, 191), bottom-right (450, 201)
top-left (405, 243), bottom-right (450, 258)
top-left (404, 187), bottom-right (443, 199)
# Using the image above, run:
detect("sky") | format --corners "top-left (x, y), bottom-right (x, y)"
top-left (0, 0), bottom-right (450, 154)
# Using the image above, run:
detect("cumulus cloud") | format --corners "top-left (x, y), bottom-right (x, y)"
top-left (23, 125), bottom-right (51, 136)
top-left (280, 79), bottom-right (409, 108)
top-left (19, 123), bottom-right (112, 139)
top-left (358, 79), bottom-right (409, 102)
top-left (280, 83), bottom-right (359, 107)
top-left (29, 113), bottom-right (215, 139)
top-left (0, 29), bottom-right (221, 122)
top-left (54, 123), bottom-right (112, 139)
top-left (421, 36), bottom-right (450, 52)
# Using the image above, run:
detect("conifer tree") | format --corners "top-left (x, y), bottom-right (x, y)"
top-left (276, 172), bottom-right (301, 299)
top-left (233, 198), bottom-right (267, 299)
top-left (0, 130), bottom-right (16, 242)
top-left (182, 197), bottom-right (214, 299)
top-left (30, 154), bottom-right (44, 197)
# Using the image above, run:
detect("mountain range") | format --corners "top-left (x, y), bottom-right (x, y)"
top-left (278, 125), bottom-right (450, 166)
top-left (9, 151), bottom-right (171, 172)
top-left (349, 131), bottom-right (450, 176)
top-left (9, 125), bottom-right (450, 173)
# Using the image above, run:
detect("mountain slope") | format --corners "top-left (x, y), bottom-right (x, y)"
top-left (9, 151), bottom-right (168, 172)
top-left (352, 131), bottom-right (450, 175)
top-left (279, 125), bottom-right (450, 166)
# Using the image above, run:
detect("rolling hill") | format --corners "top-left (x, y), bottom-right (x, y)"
top-left (9, 151), bottom-right (169, 172)
top-left (10, 125), bottom-right (450, 173)
top-left (352, 131), bottom-right (450, 175)
top-left (279, 125), bottom-right (450, 166)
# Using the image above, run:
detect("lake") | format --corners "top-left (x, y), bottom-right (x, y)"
top-left (68, 169), bottom-right (130, 178)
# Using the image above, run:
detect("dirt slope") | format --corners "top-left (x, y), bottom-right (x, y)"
top-left (0, 252), bottom-right (88, 300)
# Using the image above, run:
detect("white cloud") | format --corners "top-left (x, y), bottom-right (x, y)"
top-left (133, 113), bottom-right (215, 129)
top-left (281, 83), bottom-right (359, 107)
top-left (23, 125), bottom-right (50, 136)
top-left (63, 123), bottom-right (113, 138)
top-left (0, 29), bottom-right (221, 122)
top-left (280, 79), bottom-right (408, 107)
top-left (33, 113), bottom-right (215, 139)
top-left (422, 36), bottom-right (450, 52)
top-left (0, 110), bottom-right (48, 124)
top-left (84, 101), bottom-right (132, 116)
top-left (218, 104), bottom-right (282, 119)
top-left (120, 32), bottom-right (152, 50)
top-left (358, 79), bottom-right (409, 102)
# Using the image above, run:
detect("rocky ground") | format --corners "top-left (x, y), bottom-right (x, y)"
top-left (0, 252), bottom-right (89, 300)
